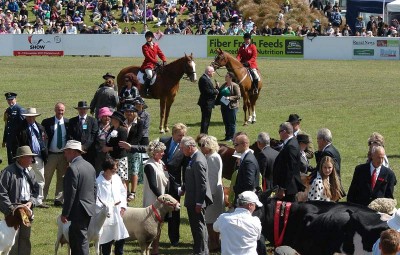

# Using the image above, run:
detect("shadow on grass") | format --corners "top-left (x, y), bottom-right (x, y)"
top-left (186, 121), bottom-right (225, 128)
top-left (387, 154), bottom-right (400, 159)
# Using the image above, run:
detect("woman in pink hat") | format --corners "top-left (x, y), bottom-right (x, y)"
top-left (95, 107), bottom-right (113, 174)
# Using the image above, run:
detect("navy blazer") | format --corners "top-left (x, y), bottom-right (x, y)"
top-left (68, 115), bottom-right (98, 151)
top-left (15, 120), bottom-right (48, 163)
top-left (62, 156), bottom-right (97, 220)
top-left (273, 137), bottom-right (305, 195)
top-left (347, 163), bottom-right (397, 206)
top-left (234, 151), bottom-right (260, 198)
top-left (160, 136), bottom-right (185, 186)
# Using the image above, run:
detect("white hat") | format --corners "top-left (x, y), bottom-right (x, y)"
top-left (62, 140), bottom-right (84, 152)
top-left (22, 107), bottom-right (41, 117)
top-left (238, 191), bottom-right (263, 207)
top-left (387, 208), bottom-right (400, 231)
top-left (13, 146), bottom-right (37, 159)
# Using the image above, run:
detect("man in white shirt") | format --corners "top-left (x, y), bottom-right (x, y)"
top-left (213, 191), bottom-right (262, 255)
top-left (66, 23), bottom-right (77, 34)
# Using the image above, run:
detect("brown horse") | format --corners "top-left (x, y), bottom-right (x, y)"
top-left (117, 53), bottom-right (197, 133)
top-left (211, 48), bottom-right (263, 126)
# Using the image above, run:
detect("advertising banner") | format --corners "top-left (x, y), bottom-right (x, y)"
top-left (207, 36), bottom-right (304, 58)
top-left (13, 34), bottom-right (64, 56)
top-left (352, 38), bottom-right (399, 60)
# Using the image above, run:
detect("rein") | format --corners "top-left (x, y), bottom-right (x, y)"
top-left (273, 201), bottom-right (292, 247)
top-left (157, 197), bottom-right (179, 210)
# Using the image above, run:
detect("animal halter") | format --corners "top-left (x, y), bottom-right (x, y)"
top-left (273, 200), bottom-right (292, 247)
top-left (157, 197), bottom-right (179, 211)
top-left (151, 204), bottom-right (163, 223)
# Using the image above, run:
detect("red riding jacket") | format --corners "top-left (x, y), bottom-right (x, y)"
top-left (236, 43), bottom-right (258, 69)
top-left (140, 42), bottom-right (167, 70)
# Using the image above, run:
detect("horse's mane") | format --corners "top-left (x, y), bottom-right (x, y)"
top-left (163, 55), bottom-right (192, 73)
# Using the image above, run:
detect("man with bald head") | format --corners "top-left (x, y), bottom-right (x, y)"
top-left (348, 145), bottom-right (397, 206)
top-left (233, 133), bottom-right (260, 204)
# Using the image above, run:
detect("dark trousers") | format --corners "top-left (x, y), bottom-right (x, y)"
top-left (220, 105), bottom-right (237, 140)
top-left (187, 206), bottom-right (209, 255)
top-left (256, 234), bottom-right (267, 255)
top-left (69, 214), bottom-right (91, 255)
top-left (10, 223), bottom-right (31, 255)
top-left (7, 145), bottom-right (15, 165)
top-left (200, 106), bottom-right (212, 134)
top-left (167, 187), bottom-right (181, 244)
top-left (100, 239), bottom-right (125, 255)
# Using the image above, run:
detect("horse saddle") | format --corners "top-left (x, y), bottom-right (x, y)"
top-left (137, 71), bottom-right (157, 86)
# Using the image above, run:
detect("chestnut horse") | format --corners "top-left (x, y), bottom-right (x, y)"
top-left (117, 53), bottom-right (197, 133)
top-left (211, 48), bottom-right (263, 125)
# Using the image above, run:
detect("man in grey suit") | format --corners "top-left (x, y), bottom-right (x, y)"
top-left (61, 140), bottom-right (97, 255)
top-left (256, 132), bottom-right (279, 191)
top-left (180, 136), bottom-right (213, 255)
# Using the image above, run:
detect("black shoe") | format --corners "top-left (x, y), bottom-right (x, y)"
top-left (54, 200), bottom-right (63, 207)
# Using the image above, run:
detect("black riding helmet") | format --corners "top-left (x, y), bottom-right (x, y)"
top-left (243, 32), bottom-right (251, 39)
top-left (145, 31), bottom-right (154, 38)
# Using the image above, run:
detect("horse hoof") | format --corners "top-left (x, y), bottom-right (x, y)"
top-left (243, 122), bottom-right (248, 126)
top-left (165, 127), bottom-right (170, 133)
top-left (252, 120), bottom-right (256, 124)
top-left (159, 129), bottom-right (165, 134)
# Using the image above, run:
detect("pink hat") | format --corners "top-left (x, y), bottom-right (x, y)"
top-left (98, 107), bottom-right (112, 118)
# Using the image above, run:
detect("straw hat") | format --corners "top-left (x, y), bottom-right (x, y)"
top-left (22, 108), bottom-right (41, 117)
top-left (13, 146), bottom-right (37, 159)
top-left (62, 140), bottom-right (84, 152)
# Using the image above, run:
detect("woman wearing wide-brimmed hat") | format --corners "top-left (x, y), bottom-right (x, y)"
top-left (102, 111), bottom-right (128, 186)
top-left (122, 104), bottom-right (143, 201)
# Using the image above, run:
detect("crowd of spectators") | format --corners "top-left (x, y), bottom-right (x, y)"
top-left (1, 0), bottom-right (400, 37)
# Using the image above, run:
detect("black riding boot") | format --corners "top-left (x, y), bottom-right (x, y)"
top-left (144, 77), bottom-right (151, 96)
top-left (252, 79), bottom-right (259, 95)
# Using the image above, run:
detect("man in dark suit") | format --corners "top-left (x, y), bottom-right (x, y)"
top-left (233, 133), bottom-right (260, 203)
top-left (41, 102), bottom-right (69, 206)
top-left (61, 140), bottom-right (97, 255)
top-left (273, 122), bottom-right (305, 202)
top-left (15, 107), bottom-right (49, 208)
top-left (68, 101), bottom-right (98, 167)
top-left (315, 128), bottom-right (346, 197)
top-left (287, 113), bottom-right (314, 159)
top-left (197, 66), bottom-right (218, 134)
top-left (256, 132), bottom-right (278, 191)
top-left (3, 92), bottom-right (25, 164)
top-left (347, 146), bottom-right (397, 206)
top-left (160, 123), bottom-right (187, 246)
top-left (180, 136), bottom-right (213, 255)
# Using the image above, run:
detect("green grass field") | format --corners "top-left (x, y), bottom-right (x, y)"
top-left (1, 56), bottom-right (400, 254)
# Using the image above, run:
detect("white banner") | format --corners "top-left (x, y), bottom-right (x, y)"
top-left (13, 34), bottom-right (64, 56)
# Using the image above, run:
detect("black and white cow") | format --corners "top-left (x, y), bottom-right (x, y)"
top-left (255, 193), bottom-right (389, 255)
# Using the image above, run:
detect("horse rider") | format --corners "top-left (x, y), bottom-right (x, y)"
top-left (236, 32), bottom-right (259, 95)
top-left (140, 31), bottom-right (167, 96)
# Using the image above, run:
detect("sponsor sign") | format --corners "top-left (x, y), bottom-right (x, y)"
top-left (354, 49), bottom-right (374, 56)
top-left (13, 35), bottom-right (64, 56)
top-left (352, 38), bottom-right (398, 59)
top-left (207, 36), bottom-right (303, 58)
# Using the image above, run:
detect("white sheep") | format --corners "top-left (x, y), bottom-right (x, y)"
top-left (122, 194), bottom-right (180, 255)
top-left (54, 198), bottom-right (109, 255)
top-left (0, 205), bottom-right (32, 255)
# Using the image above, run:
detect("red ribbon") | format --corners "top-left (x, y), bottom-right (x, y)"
top-left (273, 200), bottom-right (292, 247)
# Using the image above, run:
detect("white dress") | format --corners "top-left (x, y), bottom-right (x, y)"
top-left (96, 173), bottom-right (130, 244)
top-left (205, 152), bottom-right (225, 223)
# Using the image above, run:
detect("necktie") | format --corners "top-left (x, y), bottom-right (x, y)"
top-left (80, 117), bottom-right (85, 126)
top-left (167, 141), bottom-right (177, 162)
top-left (371, 168), bottom-right (377, 190)
top-left (57, 121), bottom-right (62, 149)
